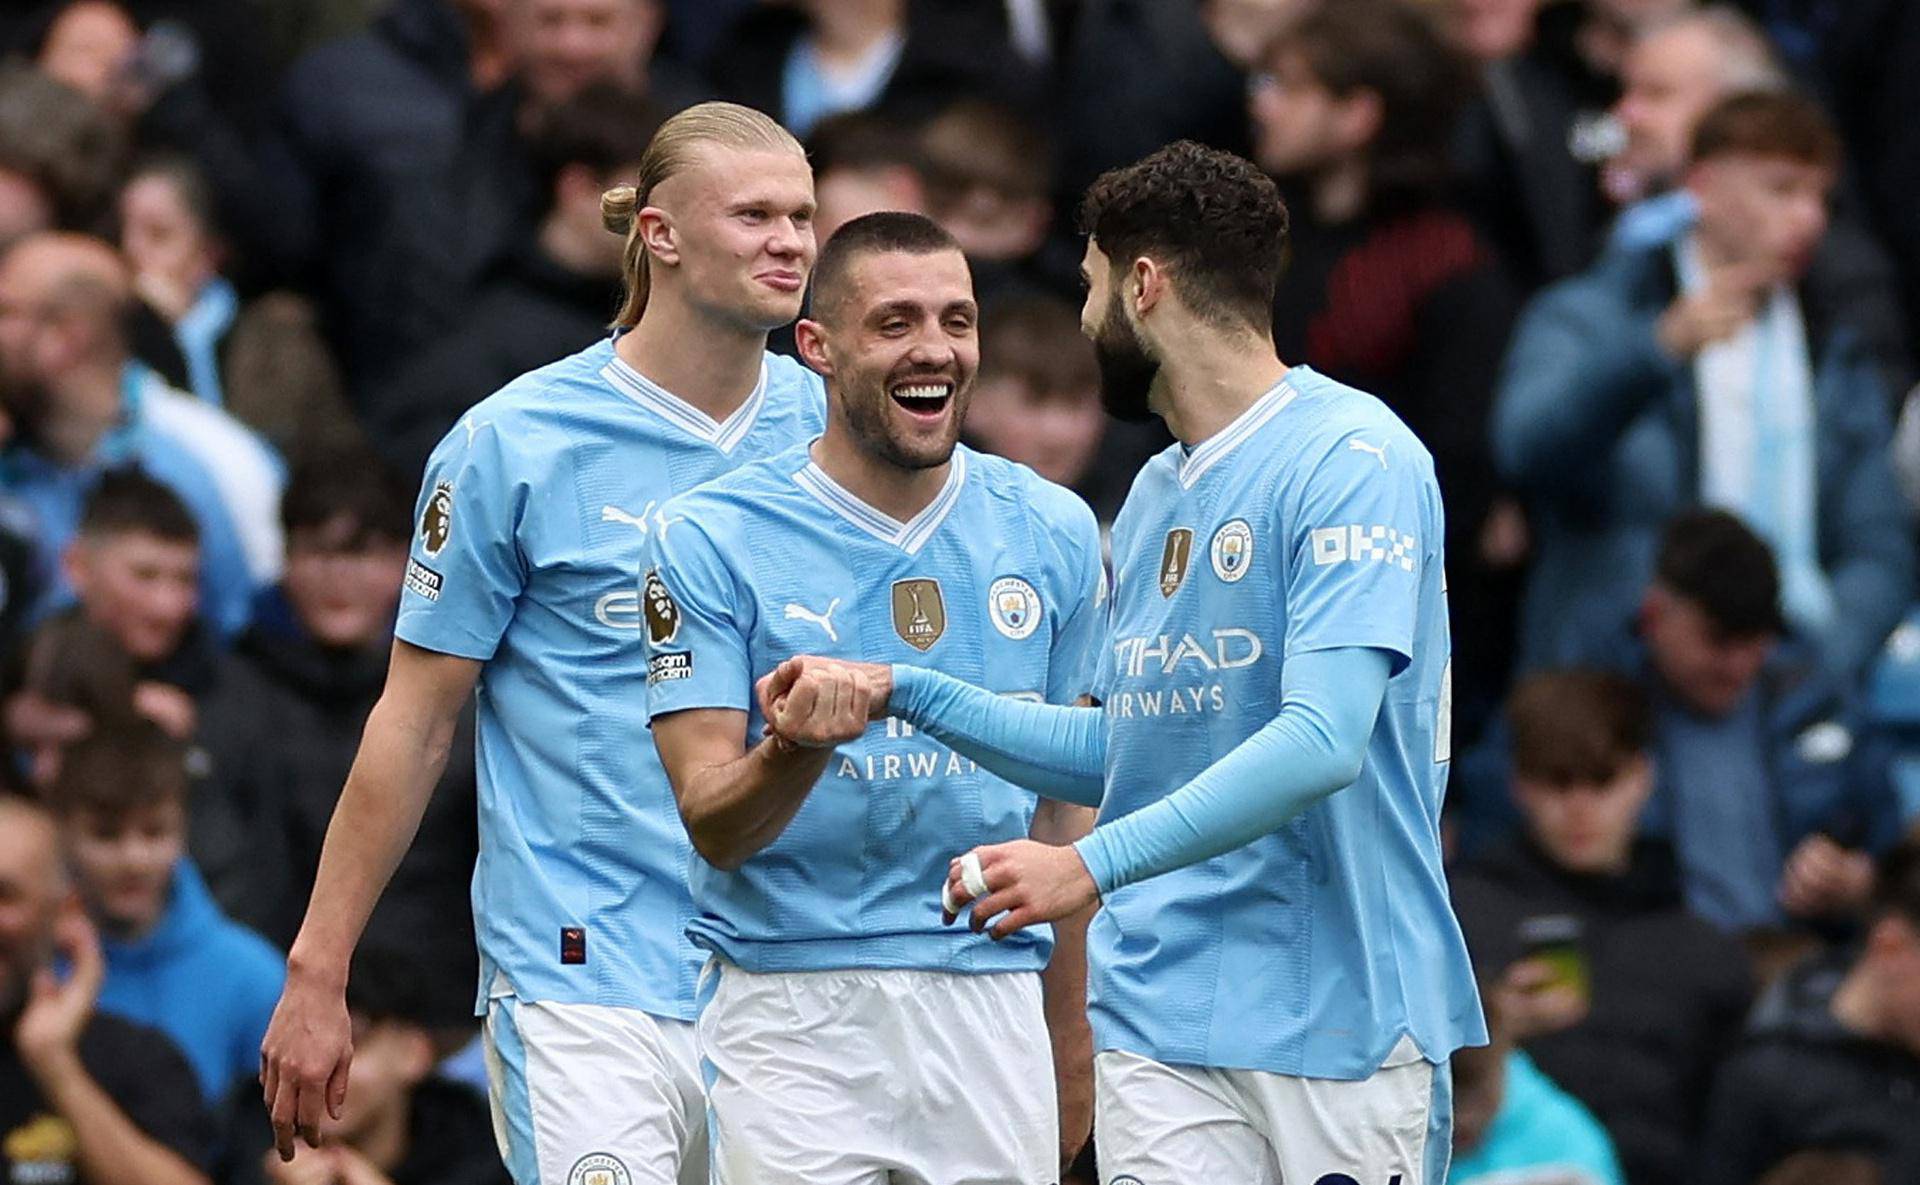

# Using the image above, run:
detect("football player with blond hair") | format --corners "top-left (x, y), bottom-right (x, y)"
top-left (260, 102), bottom-right (825, 1185)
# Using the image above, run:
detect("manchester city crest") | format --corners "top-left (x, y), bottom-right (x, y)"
top-left (988, 576), bottom-right (1042, 640)
top-left (1210, 519), bottom-right (1254, 583)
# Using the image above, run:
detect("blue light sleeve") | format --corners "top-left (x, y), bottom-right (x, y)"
top-left (1073, 646), bottom-right (1392, 894)
top-left (888, 664), bottom-right (1107, 807)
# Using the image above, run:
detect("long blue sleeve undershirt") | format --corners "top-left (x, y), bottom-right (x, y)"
top-left (889, 646), bottom-right (1394, 895)
top-left (889, 665), bottom-right (1107, 807)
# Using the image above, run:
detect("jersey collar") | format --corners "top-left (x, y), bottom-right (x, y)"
top-left (600, 352), bottom-right (768, 453)
top-left (1177, 376), bottom-right (1298, 489)
top-left (793, 448), bottom-right (968, 556)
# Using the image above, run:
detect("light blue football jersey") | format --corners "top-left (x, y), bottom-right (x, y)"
top-left (1091, 366), bottom-right (1484, 1079)
top-left (642, 443), bottom-right (1106, 974)
top-left (395, 337), bottom-right (826, 1018)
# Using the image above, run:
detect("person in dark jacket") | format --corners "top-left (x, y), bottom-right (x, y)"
top-left (0, 793), bottom-right (214, 1185)
top-left (193, 454), bottom-right (478, 1019)
top-left (708, 0), bottom-right (1043, 138)
top-left (1458, 511), bottom-right (1903, 932)
top-left (1451, 668), bottom-right (1754, 1185)
top-left (1696, 837), bottom-right (1920, 1185)
top-left (222, 945), bottom-right (506, 1185)
top-left (1250, 0), bottom-right (1524, 742)
top-left (1495, 91), bottom-right (1913, 686)
top-left (46, 723), bottom-right (283, 1106)
top-left (372, 84), bottom-right (660, 478)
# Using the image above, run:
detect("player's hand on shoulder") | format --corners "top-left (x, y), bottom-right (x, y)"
top-left (763, 656), bottom-right (875, 749)
top-left (942, 840), bottom-right (1100, 940)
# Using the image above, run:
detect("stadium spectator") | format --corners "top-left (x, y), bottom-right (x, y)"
top-left (117, 155), bottom-right (239, 406)
top-left (195, 454), bottom-right (478, 1014)
top-left (45, 723), bottom-right (283, 1105)
top-left (917, 99), bottom-right (1069, 301)
top-left (372, 84), bottom-right (659, 477)
top-left (708, 0), bottom-right (1043, 138)
top-left (56, 472), bottom-right (215, 736)
top-left (0, 63), bottom-right (125, 247)
top-left (1602, 9), bottom-right (1911, 400)
top-left (804, 111), bottom-right (928, 243)
top-left (353, 1), bottom-right (696, 401)
top-left (1464, 513), bottom-right (1904, 932)
top-left (0, 614), bottom-right (145, 791)
top-left (177, 0), bottom-right (512, 380)
top-left (224, 946), bottom-right (507, 1185)
top-left (0, 234), bottom-right (281, 635)
top-left (0, 792), bottom-right (213, 1185)
top-left (1494, 91), bottom-right (1912, 686)
top-left (1449, 988), bottom-right (1626, 1185)
top-left (1059, 0), bottom-right (1251, 205)
top-left (1200, 0), bottom-right (1308, 70)
top-left (1443, 0), bottom-right (1613, 286)
top-left (1251, 0), bottom-right (1523, 739)
top-left (1450, 669), bottom-right (1753, 1185)
top-left (1696, 837), bottom-right (1920, 1185)
top-left (963, 294), bottom-right (1161, 530)
top-left (31, 2), bottom-right (141, 110)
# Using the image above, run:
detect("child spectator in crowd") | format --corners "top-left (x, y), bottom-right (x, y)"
top-left (1450, 988), bottom-right (1626, 1185)
top-left (45, 723), bottom-right (283, 1106)
top-left (961, 294), bottom-right (1161, 530)
top-left (223, 946), bottom-right (506, 1185)
top-left (804, 112), bottom-right (927, 243)
top-left (1697, 837), bottom-right (1920, 1185)
top-left (1451, 669), bottom-right (1753, 1185)
top-left (0, 792), bottom-right (213, 1185)
top-left (193, 454), bottom-right (477, 1018)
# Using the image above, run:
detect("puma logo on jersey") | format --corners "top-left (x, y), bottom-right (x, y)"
top-left (462, 416), bottom-right (492, 446)
top-left (1348, 439), bottom-right (1389, 469)
top-left (784, 598), bottom-right (841, 642)
top-left (602, 503), bottom-right (657, 534)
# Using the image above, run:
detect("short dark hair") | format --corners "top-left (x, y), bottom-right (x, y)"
top-left (1655, 508), bottom-right (1783, 637)
top-left (1277, 0), bottom-right (1474, 205)
top-left (78, 468), bottom-right (198, 546)
top-left (1506, 670), bottom-right (1651, 785)
top-left (978, 294), bottom-right (1097, 400)
top-left (919, 98), bottom-right (1052, 202)
top-left (526, 82), bottom-right (664, 202)
top-left (347, 944), bottom-right (447, 1027)
top-left (809, 210), bottom-right (965, 322)
top-left (805, 111), bottom-right (924, 179)
top-left (126, 152), bottom-right (220, 241)
top-left (1077, 141), bottom-right (1288, 333)
top-left (1691, 90), bottom-right (1842, 170)
top-left (46, 721), bottom-right (187, 819)
top-left (281, 451), bottom-right (412, 545)
top-left (1873, 836), bottom-right (1920, 933)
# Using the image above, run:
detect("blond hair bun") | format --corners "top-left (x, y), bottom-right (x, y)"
top-left (601, 184), bottom-right (639, 235)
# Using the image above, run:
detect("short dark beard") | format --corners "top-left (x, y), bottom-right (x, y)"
top-left (840, 370), bottom-right (961, 471)
top-left (1092, 290), bottom-right (1159, 424)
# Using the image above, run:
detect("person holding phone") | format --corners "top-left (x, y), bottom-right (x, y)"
top-left (1450, 670), bottom-right (1754, 1185)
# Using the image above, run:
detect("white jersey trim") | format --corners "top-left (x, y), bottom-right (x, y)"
top-left (601, 353), bottom-right (769, 453)
top-left (1178, 378), bottom-right (1297, 489)
top-left (792, 450), bottom-right (969, 556)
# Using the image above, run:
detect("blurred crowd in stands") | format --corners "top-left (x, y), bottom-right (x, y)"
top-left (0, 1), bottom-right (1916, 1183)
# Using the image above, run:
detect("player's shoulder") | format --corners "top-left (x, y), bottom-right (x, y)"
top-left (966, 447), bottom-right (1096, 533)
top-left (1282, 366), bottom-right (1434, 474)
top-left (662, 440), bottom-right (813, 521)
top-left (431, 339), bottom-right (618, 465)
top-left (762, 350), bottom-right (826, 402)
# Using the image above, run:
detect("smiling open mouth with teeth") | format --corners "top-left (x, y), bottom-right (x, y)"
top-left (889, 380), bottom-right (954, 415)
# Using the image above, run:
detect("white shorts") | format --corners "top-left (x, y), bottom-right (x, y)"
top-left (698, 962), bottom-right (1058, 1185)
top-left (1094, 1041), bottom-right (1452, 1185)
top-left (483, 997), bottom-right (707, 1185)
